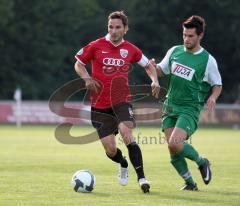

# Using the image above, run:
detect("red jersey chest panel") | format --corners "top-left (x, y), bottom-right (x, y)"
top-left (75, 37), bottom-right (142, 108)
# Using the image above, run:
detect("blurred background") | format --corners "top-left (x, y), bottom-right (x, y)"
top-left (0, 0), bottom-right (240, 127)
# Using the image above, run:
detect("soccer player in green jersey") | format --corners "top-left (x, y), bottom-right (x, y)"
top-left (151, 15), bottom-right (222, 190)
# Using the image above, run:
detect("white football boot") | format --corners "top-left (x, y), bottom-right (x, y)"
top-left (118, 159), bottom-right (129, 186)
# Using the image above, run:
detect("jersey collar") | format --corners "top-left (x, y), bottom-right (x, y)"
top-left (184, 46), bottom-right (204, 55)
top-left (105, 33), bottom-right (125, 47)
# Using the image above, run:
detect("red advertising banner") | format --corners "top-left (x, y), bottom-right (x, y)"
top-left (0, 101), bottom-right (239, 127)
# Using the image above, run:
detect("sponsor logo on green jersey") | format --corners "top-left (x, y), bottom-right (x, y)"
top-left (172, 62), bottom-right (195, 81)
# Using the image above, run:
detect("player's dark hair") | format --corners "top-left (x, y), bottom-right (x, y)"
top-left (108, 11), bottom-right (128, 27)
top-left (182, 15), bottom-right (206, 35)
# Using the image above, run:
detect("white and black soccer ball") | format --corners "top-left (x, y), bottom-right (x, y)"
top-left (71, 170), bottom-right (96, 193)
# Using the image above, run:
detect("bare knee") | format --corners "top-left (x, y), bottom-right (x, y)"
top-left (168, 137), bottom-right (184, 154)
top-left (101, 135), bottom-right (117, 157)
top-left (168, 143), bottom-right (180, 154)
top-left (119, 122), bottom-right (134, 145)
top-left (105, 145), bottom-right (117, 157)
top-left (119, 128), bottom-right (132, 139)
top-left (168, 128), bottom-right (186, 154)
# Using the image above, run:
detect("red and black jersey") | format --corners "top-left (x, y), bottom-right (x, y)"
top-left (75, 34), bottom-right (148, 109)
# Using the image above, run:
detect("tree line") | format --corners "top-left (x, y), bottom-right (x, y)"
top-left (0, 0), bottom-right (239, 102)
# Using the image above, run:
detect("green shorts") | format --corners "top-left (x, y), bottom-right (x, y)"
top-left (162, 114), bottom-right (198, 138)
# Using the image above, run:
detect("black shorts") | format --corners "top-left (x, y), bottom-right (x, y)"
top-left (91, 102), bottom-right (135, 139)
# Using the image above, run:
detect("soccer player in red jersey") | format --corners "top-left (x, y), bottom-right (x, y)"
top-left (74, 11), bottom-right (160, 193)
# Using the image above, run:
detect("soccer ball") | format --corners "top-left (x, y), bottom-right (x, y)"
top-left (71, 169), bottom-right (96, 193)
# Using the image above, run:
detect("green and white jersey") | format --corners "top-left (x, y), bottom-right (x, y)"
top-left (158, 45), bottom-right (222, 111)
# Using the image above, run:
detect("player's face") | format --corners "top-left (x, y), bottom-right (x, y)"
top-left (108, 18), bottom-right (128, 45)
top-left (183, 27), bottom-right (203, 52)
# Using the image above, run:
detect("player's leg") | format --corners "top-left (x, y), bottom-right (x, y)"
top-left (181, 141), bottom-right (211, 185)
top-left (178, 115), bottom-right (212, 185)
top-left (100, 134), bottom-right (129, 185)
top-left (115, 103), bottom-right (150, 193)
top-left (100, 134), bottom-right (128, 168)
top-left (91, 107), bottom-right (128, 185)
top-left (118, 122), bottom-right (144, 178)
top-left (163, 116), bottom-right (197, 190)
top-left (169, 127), bottom-right (198, 190)
top-left (118, 121), bottom-right (150, 193)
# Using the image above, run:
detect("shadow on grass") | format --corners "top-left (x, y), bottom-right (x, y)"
top-left (131, 190), bottom-right (223, 204)
top-left (199, 189), bottom-right (240, 197)
top-left (84, 192), bottom-right (111, 197)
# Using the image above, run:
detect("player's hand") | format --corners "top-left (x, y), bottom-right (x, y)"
top-left (151, 81), bottom-right (160, 98)
top-left (206, 96), bottom-right (216, 111)
top-left (149, 58), bottom-right (157, 68)
top-left (85, 78), bottom-right (101, 93)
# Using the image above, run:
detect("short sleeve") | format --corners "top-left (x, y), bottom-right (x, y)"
top-left (128, 45), bottom-right (149, 67)
top-left (157, 46), bottom-right (176, 75)
top-left (75, 42), bottom-right (95, 65)
top-left (137, 54), bottom-right (149, 67)
top-left (130, 45), bottom-right (143, 63)
top-left (203, 55), bottom-right (222, 86)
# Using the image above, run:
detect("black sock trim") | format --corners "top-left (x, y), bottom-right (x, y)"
top-left (106, 148), bottom-right (128, 168)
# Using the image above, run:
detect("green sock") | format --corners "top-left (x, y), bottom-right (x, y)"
top-left (182, 142), bottom-right (206, 166)
top-left (171, 152), bottom-right (195, 185)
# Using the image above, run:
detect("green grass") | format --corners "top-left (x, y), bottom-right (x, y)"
top-left (0, 125), bottom-right (240, 206)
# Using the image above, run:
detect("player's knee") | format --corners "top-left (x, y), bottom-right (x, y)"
top-left (105, 146), bottom-right (117, 157)
top-left (120, 129), bottom-right (131, 138)
top-left (119, 129), bottom-right (132, 141)
top-left (168, 142), bottom-right (180, 154)
top-left (119, 122), bottom-right (134, 135)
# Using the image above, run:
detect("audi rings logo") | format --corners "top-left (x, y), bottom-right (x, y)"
top-left (103, 58), bottom-right (125, 66)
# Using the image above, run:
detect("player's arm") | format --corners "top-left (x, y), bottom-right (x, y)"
top-left (74, 61), bottom-right (100, 93)
top-left (149, 58), bottom-right (165, 77)
top-left (145, 61), bottom-right (160, 98)
top-left (207, 85), bottom-right (222, 111)
top-left (137, 53), bottom-right (160, 98)
top-left (74, 61), bottom-right (91, 79)
top-left (156, 65), bottom-right (165, 77)
top-left (204, 55), bottom-right (222, 111)
top-left (150, 47), bottom-right (176, 78)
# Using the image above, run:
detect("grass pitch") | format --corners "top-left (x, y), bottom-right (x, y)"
top-left (0, 125), bottom-right (239, 206)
